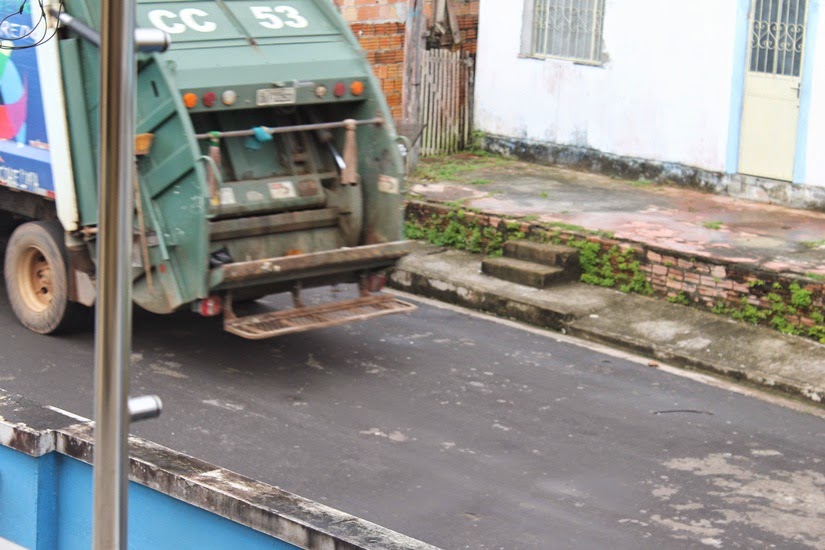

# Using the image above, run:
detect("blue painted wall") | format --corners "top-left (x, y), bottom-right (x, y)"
top-left (725, 0), bottom-right (752, 175)
top-left (794, 0), bottom-right (821, 183)
top-left (0, 446), bottom-right (298, 549)
top-left (0, 446), bottom-right (56, 549)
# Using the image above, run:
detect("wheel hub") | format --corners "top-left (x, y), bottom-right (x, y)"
top-left (18, 247), bottom-right (54, 312)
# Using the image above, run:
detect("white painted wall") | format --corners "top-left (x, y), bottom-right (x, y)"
top-left (475, 0), bottom-right (740, 173)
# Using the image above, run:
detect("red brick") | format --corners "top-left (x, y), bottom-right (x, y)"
top-left (359, 36), bottom-right (380, 51)
top-left (711, 265), bottom-right (727, 278)
top-left (358, 6), bottom-right (380, 20)
top-left (677, 258), bottom-right (695, 269)
top-left (374, 64), bottom-right (388, 78)
top-left (666, 279), bottom-right (683, 290)
top-left (385, 92), bottom-right (402, 106)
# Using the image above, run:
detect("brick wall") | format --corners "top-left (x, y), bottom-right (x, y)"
top-left (332, 0), bottom-right (479, 120)
top-left (429, 0), bottom-right (479, 57)
top-left (405, 201), bottom-right (825, 343)
top-left (333, 0), bottom-right (408, 119)
top-left (642, 250), bottom-right (825, 332)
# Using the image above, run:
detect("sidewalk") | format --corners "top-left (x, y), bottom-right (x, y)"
top-left (390, 156), bottom-right (825, 406)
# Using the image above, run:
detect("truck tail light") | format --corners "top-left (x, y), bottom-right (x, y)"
top-left (194, 296), bottom-right (222, 317)
top-left (222, 90), bottom-right (237, 106)
top-left (333, 82), bottom-right (346, 97)
top-left (183, 93), bottom-right (198, 108)
top-left (350, 81), bottom-right (364, 96)
top-left (202, 91), bottom-right (217, 107)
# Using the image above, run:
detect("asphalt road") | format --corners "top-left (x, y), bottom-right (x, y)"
top-left (0, 283), bottom-right (823, 549)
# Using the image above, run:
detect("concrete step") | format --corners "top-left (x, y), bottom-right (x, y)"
top-left (481, 257), bottom-right (574, 289)
top-left (503, 241), bottom-right (580, 272)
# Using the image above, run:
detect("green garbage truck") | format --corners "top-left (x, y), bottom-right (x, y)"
top-left (0, 0), bottom-right (414, 338)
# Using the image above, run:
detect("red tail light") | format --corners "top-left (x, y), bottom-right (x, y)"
top-left (202, 91), bottom-right (217, 107)
top-left (195, 296), bottom-right (222, 317)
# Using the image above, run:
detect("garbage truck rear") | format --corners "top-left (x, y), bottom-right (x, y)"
top-left (0, 0), bottom-right (415, 338)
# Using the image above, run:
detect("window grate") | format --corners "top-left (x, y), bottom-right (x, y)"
top-left (532, 0), bottom-right (605, 63)
top-left (749, 0), bottom-right (807, 77)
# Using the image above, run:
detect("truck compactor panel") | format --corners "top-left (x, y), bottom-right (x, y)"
top-left (0, 0), bottom-right (415, 338)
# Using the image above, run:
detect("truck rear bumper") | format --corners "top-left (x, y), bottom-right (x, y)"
top-left (211, 241), bottom-right (414, 289)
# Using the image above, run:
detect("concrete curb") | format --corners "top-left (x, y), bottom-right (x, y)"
top-left (389, 244), bottom-right (825, 406)
top-left (0, 390), bottom-right (440, 550)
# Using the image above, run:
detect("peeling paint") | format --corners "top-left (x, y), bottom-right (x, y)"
top-left (149, 365), bottom-right (188, 379)
top-left (306, 354), bottom-right (324, 371)
top-left (202, 399), bottom-right (245, 412)
top-left (677, 337), bottom-right (713, 351)
top-left (649, 515), bottom-right (725, 537)
top-left (751, 449), bottom-right (783, 457)
top-left (359, 428), bottom-right (411, 443)
top-left (651, 485), bottom-right (679, 500)
top-left (631, 320), bottom-right (690, 341)
top-left (649, 452), bottom-right (825, 547)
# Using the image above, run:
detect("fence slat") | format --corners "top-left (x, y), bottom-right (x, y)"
top-left (419, 49), bottom-right (474, 157)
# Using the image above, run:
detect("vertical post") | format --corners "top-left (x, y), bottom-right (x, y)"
top-left (94, 0), bottom-right (135, 546)
top-left (402, 0), bottom-right (426, 169)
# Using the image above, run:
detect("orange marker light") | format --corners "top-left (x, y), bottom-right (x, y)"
top-left (350, 81), bottom-right (364, 96)
top-left (183, 93), bottom-right (198, 108)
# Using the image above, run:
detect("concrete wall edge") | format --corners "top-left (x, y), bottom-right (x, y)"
top-left (483, 134), bottom-right (825, 212)
top-left (0, 389), bottom-right (438, 550)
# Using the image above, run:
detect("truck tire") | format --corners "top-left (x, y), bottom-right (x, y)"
top-left (4, 221), bottom-right (80, 334)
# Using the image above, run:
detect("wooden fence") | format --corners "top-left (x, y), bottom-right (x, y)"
top-left (419, 49), bottom-right (474, 156)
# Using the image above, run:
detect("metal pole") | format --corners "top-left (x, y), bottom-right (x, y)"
top-left (402, 0), bottom-right (425, 170)
top-left (94, 0), bottom-right (135, 546)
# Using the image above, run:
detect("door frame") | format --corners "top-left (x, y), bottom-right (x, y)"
top-left (726, 0), bottom-right (820, 184)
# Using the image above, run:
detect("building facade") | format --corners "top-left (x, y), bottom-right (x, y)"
top-left (475, 0), bottom-right (825, 209)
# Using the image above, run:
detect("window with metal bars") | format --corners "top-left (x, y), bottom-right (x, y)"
top-left (529, 0), bottom-right (606, 63)
top-left (749, 0), bottom-right (807, 77)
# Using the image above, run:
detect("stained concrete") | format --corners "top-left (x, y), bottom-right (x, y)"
top-left (397, 157), bottom-right (825, 404)
top-left (391, 244), bottom-right (825, 404)
top-left (409, 158), bottom-right (825, 277)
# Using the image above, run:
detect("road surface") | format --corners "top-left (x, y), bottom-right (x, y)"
top-left (0, 282), bottom-right (823, 549)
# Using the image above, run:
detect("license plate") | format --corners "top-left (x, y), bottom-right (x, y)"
top-left (256, 87), bottom-right (296, 106)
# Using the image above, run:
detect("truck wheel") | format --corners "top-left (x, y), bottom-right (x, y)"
top-left (4, 221), bottom-right (78, 334)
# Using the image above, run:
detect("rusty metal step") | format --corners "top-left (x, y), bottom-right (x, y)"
top-left (224, 294), bottom-right (416, 339)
